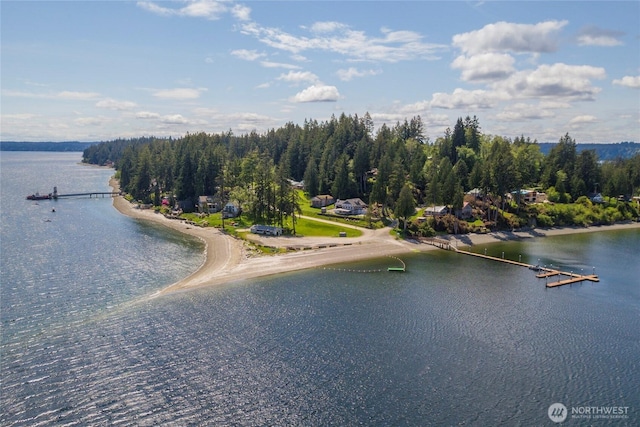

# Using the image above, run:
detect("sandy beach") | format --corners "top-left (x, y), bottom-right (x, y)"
top-left (109, 177), bottom-right (640, 296)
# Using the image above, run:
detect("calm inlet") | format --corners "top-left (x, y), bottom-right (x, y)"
top-left (1, 152), bottom-right (638, 425)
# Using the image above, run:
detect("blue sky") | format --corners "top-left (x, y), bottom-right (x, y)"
top-left (1, 1), bottom-right (639, 143)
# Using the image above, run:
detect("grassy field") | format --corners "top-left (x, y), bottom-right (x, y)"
top-left (175, 190), bottom-right (407, 237)
top-left (291, 216), bottom-right (362, 237)
top-left (297, 190), bottom-right (384, 230)
top-left (178, 204), bottom-right (363, 237)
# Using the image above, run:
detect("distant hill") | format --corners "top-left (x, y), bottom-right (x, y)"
top-left (0, 141), bottom-right (96, 152)
top-left (537, 142), bottom-right (639, 160)
top-left (3, 140), bottom-right (638, 160)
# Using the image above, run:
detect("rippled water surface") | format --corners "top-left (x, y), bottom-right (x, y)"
top-left (1, 152), bottom-right (639, 425)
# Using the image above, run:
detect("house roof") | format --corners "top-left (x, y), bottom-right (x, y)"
top-left (425, 205), bottom-right (448, 212)
top-left (337, 198), bottom-right (367, 206)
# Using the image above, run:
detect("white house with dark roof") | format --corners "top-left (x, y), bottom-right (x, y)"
top-left (424, 205), bottom-right (449, 216)
top-left (335, 198), bottom-right (368, 215)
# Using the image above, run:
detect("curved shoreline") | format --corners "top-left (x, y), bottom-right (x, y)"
top-left (109, 177), bottom-right (640, 295)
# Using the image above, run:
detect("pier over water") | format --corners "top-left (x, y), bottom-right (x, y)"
top-left (27, 186), bottom-right (120, 200)
top-left (426, 237), bottom-right (600, 288)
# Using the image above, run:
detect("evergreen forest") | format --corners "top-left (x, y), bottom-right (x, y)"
top-left (83, 113), bottom-right (640, 235)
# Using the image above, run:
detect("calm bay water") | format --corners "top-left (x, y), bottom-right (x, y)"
top-left (1, 152), bottom-right (639, 426)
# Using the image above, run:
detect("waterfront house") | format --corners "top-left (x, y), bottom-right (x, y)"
top-left (222, 202), bottom-right (241, 219)
top-left (311, 195), bottom-right (335, 208)
top-left (197, 195), bottom-right (218, 214)
top-left (424, 205), bottom-right (449, 216)
top-left (511, 189), bottom-right (545, 204)
top-left (335, 198), bottom-right (368, 215)
top-left (455, 202), bottom-right (473, 219)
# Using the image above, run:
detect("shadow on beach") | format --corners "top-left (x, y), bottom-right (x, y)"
top-left (454, 227), bottom-right (548, 247)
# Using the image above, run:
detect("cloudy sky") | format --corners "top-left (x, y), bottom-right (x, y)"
top-left (2, 1), bottom-right (639, 143)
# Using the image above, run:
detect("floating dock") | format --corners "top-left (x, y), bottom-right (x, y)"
top-left (545, 274), bottom-right (600, 288)
top-left (387, 256), bottom-right (406, 272)
top-left (452, 248), bottom-right (599, 288)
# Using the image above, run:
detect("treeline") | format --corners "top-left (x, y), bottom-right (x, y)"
top-left (83, 113), bottom-right (640, 228)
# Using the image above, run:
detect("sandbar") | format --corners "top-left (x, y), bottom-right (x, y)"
top-left (109, 178), bottom-right (640, 295)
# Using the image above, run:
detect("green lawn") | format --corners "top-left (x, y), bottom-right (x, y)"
top-left (292, 216), bottom-right (362, 237)
top-left (297, 190), bottom-right (383, 229)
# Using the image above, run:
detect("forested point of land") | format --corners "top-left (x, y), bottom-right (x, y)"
top-left (0, 141), bottom-right (96, 152)
top-left (81, 113), bottom-right (639, 234)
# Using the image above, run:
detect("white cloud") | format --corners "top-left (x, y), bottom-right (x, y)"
top-left (75, 116), bottom-right (109, 126)
top-left (430, 88), bottom-right (501, 109)
top-left (190, 108), bottom-right (280, 132)
top-left (451, 53), bottom-right (515, 82)
top-left (57, 91), bottom-right (101, 100)
top-left (336, 67), bottom-right (380, 81)
top-left (240, 21), bottom-right (446, 63)
top-left (569, 115), bottom-right (597, 128)
top-left (277, 71), bottom-right (319, 85)
top-left (613, 75), bottom-right (640, 89)
top-left (309, 21), bottom-right (348, 34)
top-left (160, 114), bottom-right (190, 125)
top-left (228, 112), bottom-right (273, 123)
top-left (260, 61), bottom-right (301, 70)
top-left (136, 111), bottom-right (161, 119)
top-left (291, 85), bottom-right (340, 102)
top-left (2, 113), bottom-right (38, 120)
top-left (576, 26), bottom-right (624, 47)
top-left (137, 0), bottom-right (228, 20)
top-left (496, 63), bottom-right (606, 100)
top-left (96, 98), bottom-right (137, 111)
top-left (231, 4), bottom-right (251, 21)
top-left (152, 88), bottom-right (205, 99)
top-left (231, 49), bottom-right (265, 61)
top-left (2, 90), bottom-right (101, 100)
top-left (453, 20), bottom-right (567, 55)
top-left (495, 103), bottom-right (555, 121)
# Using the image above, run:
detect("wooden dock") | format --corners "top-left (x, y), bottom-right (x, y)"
top-left (456, 249), bottom-right (534, 269)
top-left (27, 186), bottom-right (120, 200)
top-left (545, 274), bottom-right (600, 288)
top-left (453, 248), bottom-right (599, 288)
top-left (55, 191), bottom-right (120, 199)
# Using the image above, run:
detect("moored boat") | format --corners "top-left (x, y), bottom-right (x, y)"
top-left (27, 193), bottom-right (52, 200)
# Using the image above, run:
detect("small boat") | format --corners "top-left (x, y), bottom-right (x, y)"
top-left (27, 193), bottom-right (52, 200)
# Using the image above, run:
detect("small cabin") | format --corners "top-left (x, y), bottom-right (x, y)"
top-left (311, 195), bottom-right (335, 208)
